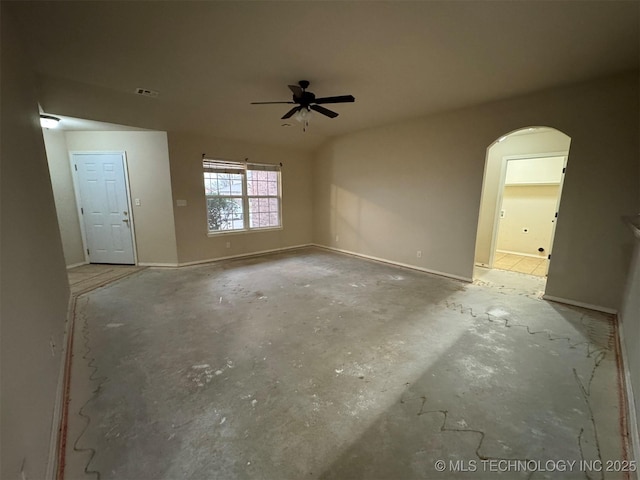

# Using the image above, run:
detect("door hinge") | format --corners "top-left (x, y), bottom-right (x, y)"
top-left (87, 249), bottom-right (90, 255)
top-left (562, 167), bottom-right (566, 174)
top-left (548, 254), bottom-right (551, 260)
top-left (80, 207), bottom-right (84, 215)
top-left (74, 164), bottom-right (77, 171)
top-left (554, 212), bottom-right (558, 218)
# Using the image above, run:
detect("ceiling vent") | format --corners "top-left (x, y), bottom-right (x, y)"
top-left (135, 87), bottom-right (159, 98)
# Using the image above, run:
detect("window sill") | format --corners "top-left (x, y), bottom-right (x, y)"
top-left (207, 226), bottom-right (283, 238)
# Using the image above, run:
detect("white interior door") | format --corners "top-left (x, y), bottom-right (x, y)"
top-left (73, 153), bottom-right (135, 264)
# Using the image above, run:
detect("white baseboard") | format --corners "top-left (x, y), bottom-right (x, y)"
top-left (542, 294), bottom-right (618, 315)
top-left (138, 262), bottom-right (179, 267)
top-left (496, 249), bottom-right (548, 259)
top-left (177, 244), bottom-right (313, 267)
top-left (66, 261), bottom-right (88, 270)
top-left (617, 315), bottom-right (640, 477)
top-left (312, 244), bottom-right (473, 283)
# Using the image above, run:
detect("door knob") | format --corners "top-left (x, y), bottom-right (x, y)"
top-left (123, 218), bottom-right (129, 223)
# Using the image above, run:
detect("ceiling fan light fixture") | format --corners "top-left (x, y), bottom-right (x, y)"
top-left (295, 107), bottom-right (311, 132)
top-left (294, 107), bottom-right (311, 123)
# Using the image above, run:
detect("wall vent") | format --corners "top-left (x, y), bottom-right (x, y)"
top-left (135, 87), bottom-right (159, 98)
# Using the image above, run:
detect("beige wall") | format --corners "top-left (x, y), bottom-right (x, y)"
top-left (475, 130), bottom-right (571, 265)
top-left (0, 9), bottom-right (71, 479)
top-left (496, 185), bottom-right (559, 256)
top-left (65, 131), bottom-right (178, 266)
top-left (313, 72), bottom-right (639, 310)
top-left (167, 132), bottom-right (313, 264)
top-left (42, 128), bottom-right (85, 266)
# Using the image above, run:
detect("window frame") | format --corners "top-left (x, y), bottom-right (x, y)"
top-left (203, 159), bottom-right (282, 236)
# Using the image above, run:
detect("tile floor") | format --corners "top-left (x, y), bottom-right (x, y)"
top-left (68, 263), bottom-right (144, 297)
top-left (493, 252), bottom-right (548, 276)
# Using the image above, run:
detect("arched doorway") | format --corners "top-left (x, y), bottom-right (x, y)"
top-left (474, 126), bottom-right (571, 289)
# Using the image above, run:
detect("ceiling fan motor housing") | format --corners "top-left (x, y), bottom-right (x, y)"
top-left (296, 91), bottom-right (316, 105)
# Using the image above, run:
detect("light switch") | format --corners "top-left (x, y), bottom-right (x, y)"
top-left (135, 198), bottom-right (141, 206)
top-left (176, 199), bottom-right (187, 207)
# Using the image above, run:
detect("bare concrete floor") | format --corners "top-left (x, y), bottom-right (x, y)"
top-left (64, 249), bottom-right (629, 479)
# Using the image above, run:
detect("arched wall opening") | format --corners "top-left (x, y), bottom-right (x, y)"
top-left (474, 126), bottom-right (571, 289)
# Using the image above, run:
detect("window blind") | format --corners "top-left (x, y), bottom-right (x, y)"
top-left (202, 159), bottom-right (280, 173)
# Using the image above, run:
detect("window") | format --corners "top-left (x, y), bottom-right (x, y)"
top-left (203, 159), bottom-right (281, 233)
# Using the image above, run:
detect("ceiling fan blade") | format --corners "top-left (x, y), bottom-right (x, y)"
top-left (314, 95), bottom-right (355, 105)
top-left (310, 104), bottom-right (339, 118)
top-left (251, 101), bottom-right (295, 104)
top-left (288, 84), bottom-right (303, 98)
top-left (281, 106), bottom-right (302, 119)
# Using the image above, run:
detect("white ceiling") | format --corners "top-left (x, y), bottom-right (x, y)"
top-left (8, 1), bottom-right (639, 150)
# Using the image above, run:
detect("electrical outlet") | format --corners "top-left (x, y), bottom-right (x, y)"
top-left (417, 250), bottom-right (422, 258)
top-left (335, 235), bottom-right (339, 242)
top-left (226, 242), bottom-right (231, 249)
top-left (500, 210), bottom-right (505, 218)
top-left (135, 198), bottom-right (141, 206)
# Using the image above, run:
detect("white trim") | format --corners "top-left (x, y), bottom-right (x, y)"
top-left (487, 153), bottom-right (508, 268)
top-left (313, 244), bottom-right (473, 283)
top-left (45, 294), bottom-right (75, 480)
top-left (504, 182), bottom-right (561, 187)
top-left (68, 152), bottom-right (89, 264)
top-left (501, 151), bottom-right (570, 161)
top-left (69, 151), bottom-right (138, 266)
top-left (490, 151), bottom-right (568, 269)
top-left (542, 294), bottom-right (618, 315)
top-left (617, 314), bottom-right (640, 474)
top-left (138, 262), bottom-right (180, 268)
top-left (203, 161), bottom-right (283, 235)
top-left (206, 226), bottom-right (284, 238)
top-left (177, 244), bottom-right (313, 267)
top-left (66, 261), bottom-right (88, 270)
top-left (496, 249), bottom-right (547, 259)
top-left (121, 151), bottom-right (139, 265)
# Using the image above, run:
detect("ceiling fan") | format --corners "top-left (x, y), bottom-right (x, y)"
top-left (251, 80), bottom-right (355, 120)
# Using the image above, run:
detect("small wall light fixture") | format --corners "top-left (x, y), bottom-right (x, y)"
top-left (40, 114), bottom-right (60, 129)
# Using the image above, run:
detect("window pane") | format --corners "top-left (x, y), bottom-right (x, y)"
top-left (229, 177), bottom-right (243, 195)
top-left (205, 172), bottom-right (244, 196)
top-left (207, 197), bottom-right (244, 231)
top-left (205, 162), bottom-right (280, 232)
top-left (204, 174), bottom-right (217, 195)
top-left (249, 211), bottom-right (261, 228)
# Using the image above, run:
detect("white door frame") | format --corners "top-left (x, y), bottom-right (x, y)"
top-left (487, 151), bottom-right (568, 269)
top-left (69, 151), bottom-right (138, 265)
